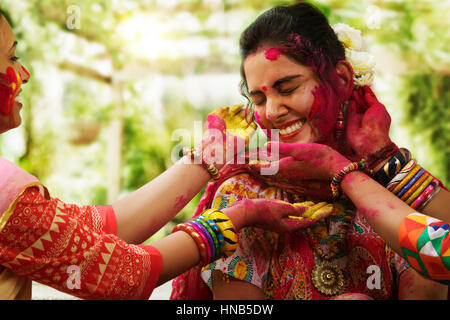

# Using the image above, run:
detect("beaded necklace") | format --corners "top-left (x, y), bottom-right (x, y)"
top-left (306, 206), bottom-right (353, 296)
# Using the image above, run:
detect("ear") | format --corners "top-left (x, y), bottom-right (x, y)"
top-left (335, 60), bottom-right (354, 102)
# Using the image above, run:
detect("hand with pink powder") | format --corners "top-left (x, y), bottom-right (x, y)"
top-left (261, 142), bottom-right (352, 181)
top-left (345, 86), bottom-right (394, 161)
top-left (199, 104), bottom-right (256, 169)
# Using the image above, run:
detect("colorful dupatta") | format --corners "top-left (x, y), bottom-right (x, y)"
top-left (170, 153), bottom-right (333, 300)
top-left (170, 153), bottom-right (408, 300)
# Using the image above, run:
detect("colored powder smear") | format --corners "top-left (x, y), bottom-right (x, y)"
top-left (0, 67), bottom-right (22, 115)
top-left (264, 47), bottom-right (282, 61)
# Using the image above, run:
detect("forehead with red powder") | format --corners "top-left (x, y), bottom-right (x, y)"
top-left (265, 47), bottom-right (282, 61)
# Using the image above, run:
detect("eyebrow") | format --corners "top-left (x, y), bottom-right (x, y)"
top-left (249, 74), bottom-right (302, 96)
top-left (9, 41), bottom-right (17, 52)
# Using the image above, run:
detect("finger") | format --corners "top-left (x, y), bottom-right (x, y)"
top-left (351, 88), bottom-right (368, 113)
top-left (248, 156), bottom-right (294, 172)
top-left (267, 141), bottom-right (303, 158)
top-left (345, 100), bottom-right (362, 136)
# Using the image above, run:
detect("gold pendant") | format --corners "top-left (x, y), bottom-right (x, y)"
top-left (311, 260), bottom-right (345, 296)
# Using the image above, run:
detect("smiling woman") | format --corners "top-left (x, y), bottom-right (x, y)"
top-left (171, 2), bottom-right (448, 301)
top-left (0, 7), bottom-right (313, 300)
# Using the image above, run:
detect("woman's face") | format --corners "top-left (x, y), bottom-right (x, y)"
top-left (0, 17), bottom-right (30, 133)
top-left (243, 47), bottom-right (339, 145)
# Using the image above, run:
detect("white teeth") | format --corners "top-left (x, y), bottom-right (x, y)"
top-left (280, 121), bottom-right (304, 135)
top-left (15, 96), bottom-right (22, 103)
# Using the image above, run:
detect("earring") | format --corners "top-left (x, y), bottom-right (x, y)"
top-left (335, 100), bottom-right (348, 136)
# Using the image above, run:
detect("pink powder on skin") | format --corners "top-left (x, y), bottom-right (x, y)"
top-left (173, 195), bottom-right (189, 212)
top-left (265, 48), bottom-right (282, 61)
top-left (359, 207), bottom-right (381, 219)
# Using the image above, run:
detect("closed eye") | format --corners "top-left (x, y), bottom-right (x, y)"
top-left (279, 85), bottom-right (299, 95)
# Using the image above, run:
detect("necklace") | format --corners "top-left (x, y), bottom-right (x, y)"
top-left (306, 206), bottom-right (353, 296)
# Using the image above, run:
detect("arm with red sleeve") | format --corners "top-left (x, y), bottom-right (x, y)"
top-left (0, 186), bottom-right (162, 300)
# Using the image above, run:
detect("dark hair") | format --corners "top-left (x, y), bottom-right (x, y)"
top-left (0, 8), bottom-right (14, 28)
top-left (239, 2), bottom-right (345, 99)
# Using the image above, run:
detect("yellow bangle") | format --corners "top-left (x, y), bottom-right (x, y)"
top-left (392, 164), bottom-right (421, 195)
top-left (405, 175), bottom-right (433, 205)
top-left (201, 209), bottom-right (238, 257)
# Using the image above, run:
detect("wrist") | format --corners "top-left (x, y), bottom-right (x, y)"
top-left (222, 200), bottom-right (250, 231)
top-left (366, 142), bottom-right (398, 170)
top-left (331, 159), bottom-right (372, 199)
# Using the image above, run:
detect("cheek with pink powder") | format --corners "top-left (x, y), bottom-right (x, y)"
top-left (0, 67), bottom-right (22, 116)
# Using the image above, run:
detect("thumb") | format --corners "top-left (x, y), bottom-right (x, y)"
top-left (267, 141), bottom-right (298, 157)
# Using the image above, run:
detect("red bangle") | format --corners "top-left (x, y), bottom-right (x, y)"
top-left (172, 223), bottom-right (209, 265)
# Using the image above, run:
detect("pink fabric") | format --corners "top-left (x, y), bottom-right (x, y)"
top-left (0, 157), bottom-right (39, 217)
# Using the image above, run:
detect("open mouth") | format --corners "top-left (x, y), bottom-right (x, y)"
top-left (278, 119), bottom-right (306, 139)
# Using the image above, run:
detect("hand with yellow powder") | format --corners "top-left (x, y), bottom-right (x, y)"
top-left (288, 201), bottom-right (344, 229)
top-left (200, 104), bottom-right (257, 170)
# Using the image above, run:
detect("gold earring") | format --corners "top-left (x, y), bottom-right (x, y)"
top-left (335, 101), bottom-right (348, 136)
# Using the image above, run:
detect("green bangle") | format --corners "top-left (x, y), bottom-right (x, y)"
top-left (194, 217), bottom-right (220, 260)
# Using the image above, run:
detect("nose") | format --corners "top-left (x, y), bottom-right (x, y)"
top-left (265, 96), bottom-right (287, 121)
top-left (19, 64), bottom-right (30, 84)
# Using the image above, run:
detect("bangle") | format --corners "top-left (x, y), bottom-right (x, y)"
top-left (201, 210), bottom-right (238, 257)
top-left (331, 160), bottom-right (372, 199)
top-left (201, 217), bottom-right (226, 256)
top-left (400, 171), bottom-right (430, 201)
top-left (193, 218), bottom-right (220, 260)
top-left (173, 223), bottom-right (210, 265)
top-left (386, 159), bottom-right (416, 191)
top-left (367, 143), bottom-right (399, 170)
top-left (391, 164), bottom-right (421, 195)
top-left (373, 148), bottom-right (410, 186)
top-left (396, 168), bottom-right (425, 198)
top-left (405, 175), bottom-right (433, 205)
top-left (187, 221), bottom-right (214, 262)
top-left (410, 178), bottom-right (439, 209)
top-left (182, 147), bottom-right (221, 181)
top-left (417, 185), bottom-right (441, 211)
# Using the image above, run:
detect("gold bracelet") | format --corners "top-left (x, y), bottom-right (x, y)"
top-left (182, 147), bottom-right (220, 181)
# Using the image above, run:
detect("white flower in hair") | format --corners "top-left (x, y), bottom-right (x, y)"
top-left (333, 23), bottom-right (365, 51)
top-left (333, 23), bottom-right (375, 87)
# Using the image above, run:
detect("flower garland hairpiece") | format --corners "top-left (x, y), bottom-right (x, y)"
top-left (332, 23), bottom-right (375, 87)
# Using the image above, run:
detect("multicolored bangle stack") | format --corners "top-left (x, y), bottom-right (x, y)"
top-left (172, 208), bottom-right (238, 266)
top-left (386, 160), bottom-right (441, 210)
top-left (182, 147), bottom-right (220, 181)
top-left (331, 160), bottom-right (372, 199)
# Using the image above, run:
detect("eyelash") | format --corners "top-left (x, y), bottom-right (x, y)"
top-left (10, 56), bottom-right (20, 62)
top-left (253, 86), bottom-right (299, 106)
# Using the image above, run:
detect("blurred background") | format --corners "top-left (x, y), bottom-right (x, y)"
top-left (0, 0), bottom-right (448, 248)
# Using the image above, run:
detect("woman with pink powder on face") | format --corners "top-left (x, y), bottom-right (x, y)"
top-left (171, 3), bottom-right (448, 300)
top-left (0, 11), bottom-right (313, 299)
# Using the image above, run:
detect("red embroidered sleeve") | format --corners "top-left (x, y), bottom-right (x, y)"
top-left (0, 187), bottom-right (163, 299)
